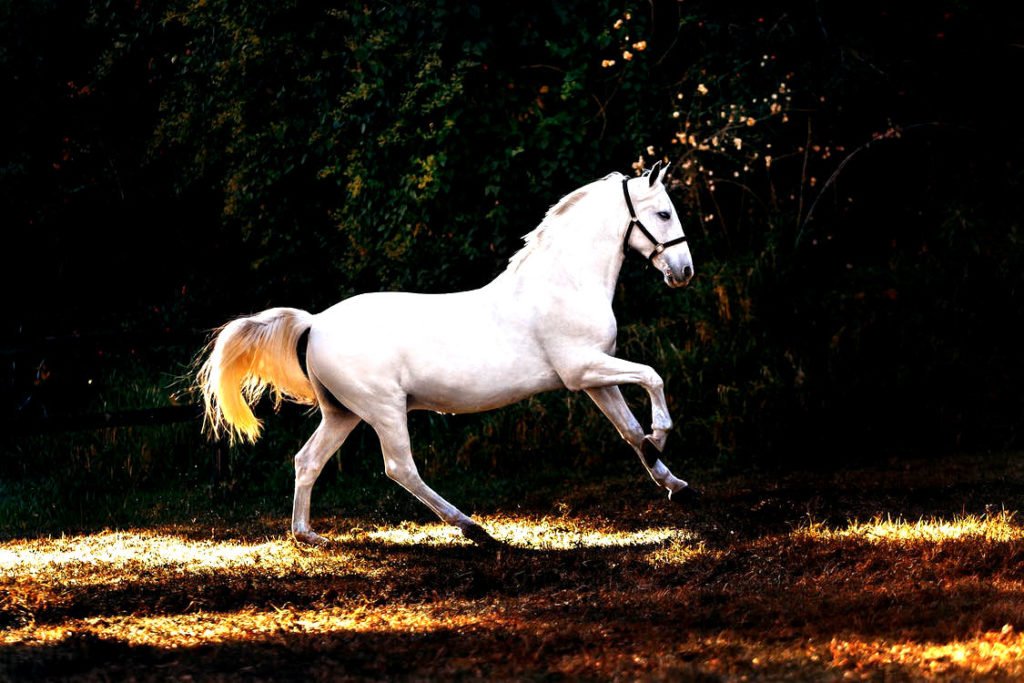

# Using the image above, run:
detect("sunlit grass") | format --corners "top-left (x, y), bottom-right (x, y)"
top-left (798, 511), bottom-right (1022, 543)
top-left (549, 629), bottom-right (1024, 680)
top-left (828, 626), bottom-right (1024, 678)
top-left (0, 516), bottom-right (691, 583)
top-left (363, 515), bottom-right (690, 549)
top-left (645, 538), bottom-right (717, 566)
top-left (19, 605), bottom-right (1021, 680)
top-left (0, 530), bottom-right (378, 585)
top-left (4, 604), bottom-right (496, 649)
top-left (0, 515), bottom-right (696, 618)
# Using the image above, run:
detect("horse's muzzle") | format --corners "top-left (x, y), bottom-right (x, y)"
top-left (665, 265), bottom-right (694, 288)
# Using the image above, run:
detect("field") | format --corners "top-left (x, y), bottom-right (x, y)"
top-left (4, 452), bottom-right (1024, 681)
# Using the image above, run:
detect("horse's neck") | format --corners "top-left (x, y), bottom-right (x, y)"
top-left (496, 214), bottom-right (625, 303)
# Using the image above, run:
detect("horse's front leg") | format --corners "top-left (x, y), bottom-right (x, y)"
top-left (585, 385), bottom-right (696, 502)
top-left (565, 353), bottom-right (673, 436)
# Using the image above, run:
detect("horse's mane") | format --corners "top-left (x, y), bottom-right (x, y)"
top-left (507, 172), bottom-right (626, 271)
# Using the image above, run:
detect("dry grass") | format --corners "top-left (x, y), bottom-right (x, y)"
top-left (4, 454), bottom-right (1024, 680)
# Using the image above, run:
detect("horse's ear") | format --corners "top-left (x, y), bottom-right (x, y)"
top-left (648, 160), bottom-right (663, 187)
top-left (656, 161), bottom-right (671, 187)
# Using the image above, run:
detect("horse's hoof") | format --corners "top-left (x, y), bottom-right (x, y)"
top-left (668, 485), bottom-right (701, 506)
top-left (292, 531), bottom-right (332, 547)
top-left (462, 524), bottom-right (501, 547)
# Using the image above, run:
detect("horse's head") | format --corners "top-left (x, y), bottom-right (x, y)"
top-left (622, 161), bottom-right (694, 288)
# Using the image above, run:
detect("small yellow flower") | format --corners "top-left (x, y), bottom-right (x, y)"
top-left (646, 145), bottom-right (655, 156)
top-left (622, 50), bottom-right (633, 61)
top-left (601, 59), bottom-right (616, 68)
top-left (696, 83), bottom-right (709, 95)
top-left (746, 116), bottom-right (757, 126)
top-left (632, 40), bottom-right (647, 51)
top-left (733, 137), bottom-right (743, 150)
top-left (613, 18), bottom-right (623, 29)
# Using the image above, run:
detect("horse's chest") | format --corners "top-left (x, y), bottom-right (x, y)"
top-left (542, 306), bottom-right (617, 353)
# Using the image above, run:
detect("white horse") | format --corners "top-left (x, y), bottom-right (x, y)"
top-left (198, 161), bottom-right (696, 546)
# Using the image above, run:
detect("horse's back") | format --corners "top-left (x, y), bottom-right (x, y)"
top-left (313, 289), bottom-right (493, 352)
top-left (307, 289), bottom-right (563, 414)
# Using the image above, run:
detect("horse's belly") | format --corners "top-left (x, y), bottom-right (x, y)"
top-left (406, 358), bottom-right (564, 414)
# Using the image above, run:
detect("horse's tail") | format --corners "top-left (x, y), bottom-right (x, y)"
top-left (196, 307), bottom-right (316, 443)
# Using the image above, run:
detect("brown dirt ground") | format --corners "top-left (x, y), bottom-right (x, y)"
top-left (4, 453), bottom-right (1024, 681)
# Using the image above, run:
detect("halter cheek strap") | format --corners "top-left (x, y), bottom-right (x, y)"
top-left (622, 178), bottom-right (687, 261)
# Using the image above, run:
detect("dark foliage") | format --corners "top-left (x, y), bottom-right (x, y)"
top-left (1, 0), bottom-right (1022, 497)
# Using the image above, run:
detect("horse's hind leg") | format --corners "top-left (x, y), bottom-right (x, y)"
top-left (585, 386), bottom-right (696, 502)
top-left (369, 407), bottom-right (497, 545)
top-left (291, 408), bottom-right (362, 546)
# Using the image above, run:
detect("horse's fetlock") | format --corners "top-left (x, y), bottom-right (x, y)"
top-left (621, 425), bottom-right (644, 446)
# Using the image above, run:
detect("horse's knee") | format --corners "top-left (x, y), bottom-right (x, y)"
top-left (646, 371), bottom-right (664, 393)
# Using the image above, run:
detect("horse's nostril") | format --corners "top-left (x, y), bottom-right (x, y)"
top-left (683, 265), bottom-right (694, 280)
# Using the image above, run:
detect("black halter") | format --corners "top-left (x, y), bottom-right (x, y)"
top-left (621, 178), bottom-right (687, 261)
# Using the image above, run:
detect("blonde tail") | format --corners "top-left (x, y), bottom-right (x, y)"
top-left (196, 307), bottom-right (316, 443)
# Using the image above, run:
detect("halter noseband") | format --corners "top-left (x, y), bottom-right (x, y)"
top-left (621, 178), bottom-right (687, 261)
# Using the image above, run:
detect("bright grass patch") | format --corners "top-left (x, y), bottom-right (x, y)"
top-left (799, 510), bottom-right (1022, 543)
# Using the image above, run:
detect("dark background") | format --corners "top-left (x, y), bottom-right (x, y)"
top-left (2, 0), bottom-right (1022, 519)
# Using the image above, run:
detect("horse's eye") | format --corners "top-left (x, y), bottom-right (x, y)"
top-left (656, 211), bottom-right (671, 220)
